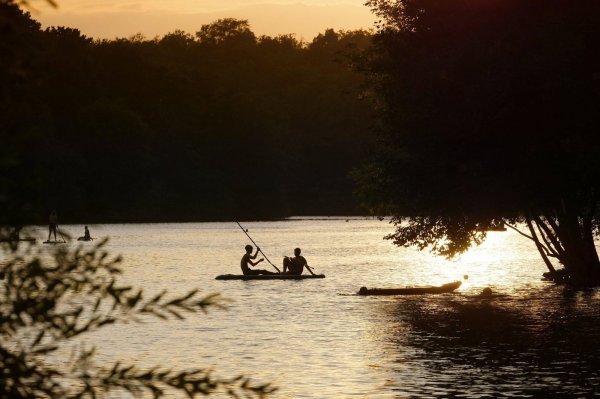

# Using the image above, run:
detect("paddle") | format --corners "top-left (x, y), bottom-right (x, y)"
top-left (57, 227), bottom-right (67, 243)
top-left (235, 221), bottom-right (281, 273)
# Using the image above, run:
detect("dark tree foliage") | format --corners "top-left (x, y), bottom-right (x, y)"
top-left (359, 0), bottom-right (600, 283)
top-left (0, 4), bottom-right (373, 224)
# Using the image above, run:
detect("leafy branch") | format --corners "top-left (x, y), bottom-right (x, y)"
top-left (0, 240), bottom-right (276, 398)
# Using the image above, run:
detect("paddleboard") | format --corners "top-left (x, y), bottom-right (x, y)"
top-left (216, 274), bottom-right (325, 280)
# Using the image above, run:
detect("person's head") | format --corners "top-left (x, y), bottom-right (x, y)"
top-left (51, 210), bottom-right (56, 215)
top-left (245, 244), bottom-right (253, 253)
top-left (294, 248), bottom-right (301, 256)
top-left (85, 226), bottom-right (89, 229)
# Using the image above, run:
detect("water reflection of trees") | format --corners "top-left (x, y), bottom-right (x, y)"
top-left (378, 290), bottom-right (600, 396)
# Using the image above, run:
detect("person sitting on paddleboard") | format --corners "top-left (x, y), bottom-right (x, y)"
top-left (283, 248), bottom-right (315, 275)
top-left (241, 245), bottom-right (277, 275)
top-left (78, 226), bottom-right (92, 241)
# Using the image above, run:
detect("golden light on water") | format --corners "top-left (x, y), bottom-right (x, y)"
top-left (384, 229), bottom-right (543, 293)
top-left (446, 230), bottom-right (542, 293)
top-left (21, 221), bottom-right (597, 398)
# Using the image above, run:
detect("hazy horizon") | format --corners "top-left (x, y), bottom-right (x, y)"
top-left (28, 1), bottom-right (376, 40)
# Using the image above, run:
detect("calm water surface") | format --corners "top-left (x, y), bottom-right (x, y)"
top-left (27, 220), bottom-right (600, 397)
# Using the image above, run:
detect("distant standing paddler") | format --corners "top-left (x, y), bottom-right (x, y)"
top-left (48, 210), bottom-right (58, 241)
top-left (241, 245), bottom-right (277, 275)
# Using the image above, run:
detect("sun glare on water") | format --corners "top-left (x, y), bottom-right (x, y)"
top-left (384, 229), bottom-right (545, 294)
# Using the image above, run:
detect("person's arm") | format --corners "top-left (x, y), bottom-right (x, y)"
top-left (250, 247), bottom-right (260, 260)
top-left (249, 258), bottom-right (264, 266)
top-left (301, 256), bottom-right (316, 275)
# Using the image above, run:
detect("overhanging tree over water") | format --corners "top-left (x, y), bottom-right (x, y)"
top-left (358, 0), bottom-right (600, 283)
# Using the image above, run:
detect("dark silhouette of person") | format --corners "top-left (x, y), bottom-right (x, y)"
top-left (78, 226), bottom-right (92, 241)
top-left (283, 248), bottom-right (315, 275)
top-left (9, 226), bottom-right (21, 241)
top-left (240, 245), bottom-right (277, 275)
top-left (48, 211), bottom-right (58, 241)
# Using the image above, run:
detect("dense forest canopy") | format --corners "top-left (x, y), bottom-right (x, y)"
top-left (0, 4), bottom-right (374, 224)
top-left (359, 0), bottom-right (600, 283)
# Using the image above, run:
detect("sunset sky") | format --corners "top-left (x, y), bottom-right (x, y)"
top-left (32, 0), bottom-right (376, 40)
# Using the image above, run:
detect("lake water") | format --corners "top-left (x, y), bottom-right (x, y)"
top-left (22, 219), bottom-right (600, 397)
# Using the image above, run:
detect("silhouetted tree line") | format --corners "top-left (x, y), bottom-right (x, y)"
top-left (1, 4), bottom-right (373, 223)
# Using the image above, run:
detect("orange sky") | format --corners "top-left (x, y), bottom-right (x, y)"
top-left (30, 1), bottom-right (376, 40)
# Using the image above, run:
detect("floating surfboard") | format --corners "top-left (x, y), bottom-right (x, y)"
top-left (357, 281), bottom-right (461, 296)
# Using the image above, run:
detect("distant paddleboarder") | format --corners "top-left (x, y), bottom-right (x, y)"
top-left (78, 226), bottom-right (93, 241)
top-left (48, 210), bottom-right (58, 241)
top-left (283, 248), bottom-right (315, 275)
top-left (241, 245), bottom-right (277, 275)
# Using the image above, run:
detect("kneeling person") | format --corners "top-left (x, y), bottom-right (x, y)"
top-left (241, 245), bottom-right (277, 275)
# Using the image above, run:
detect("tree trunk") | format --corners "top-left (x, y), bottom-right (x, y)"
top-left (525, 215), bottom-right (556, 273)
top-left (549, 205), bottom-right (600, 284)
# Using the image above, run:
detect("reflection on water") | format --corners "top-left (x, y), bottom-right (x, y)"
top-left (17, 220), bottom-right (600, 398)
top-left (374, 287), bottom-right (600, 397)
